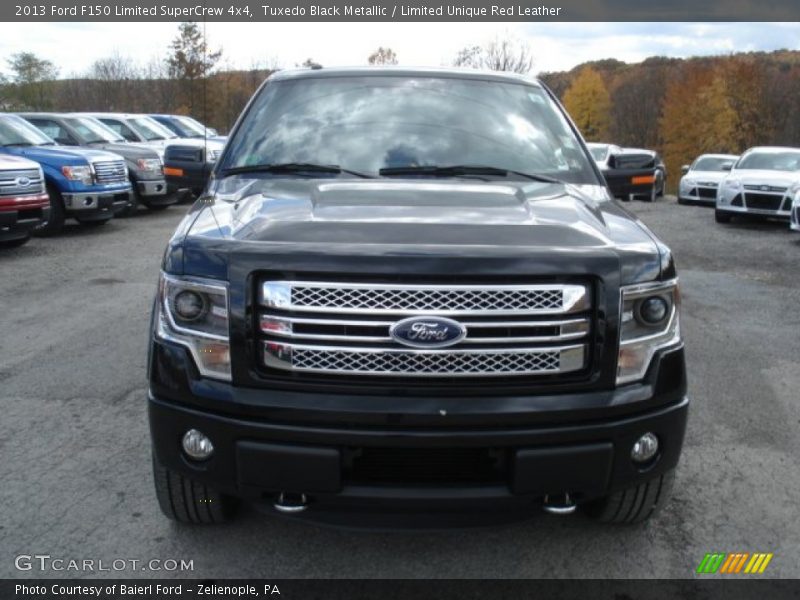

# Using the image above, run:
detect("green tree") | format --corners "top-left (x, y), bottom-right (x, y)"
top-left (562, 67), bottom-right (611, 141)
top-left (5, 52), bottom-right (59, 109)
top-left (166, 22), bottom-right (222, 113)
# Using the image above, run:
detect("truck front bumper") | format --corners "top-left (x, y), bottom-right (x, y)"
top-left (62, 190), bottom-right (131, 219)
top-left (0, 193), bottom-right (51, 241)
top-left (137, 178), bottom-right (168, 198)
top-left (149, 341), bottom-right (688, 526)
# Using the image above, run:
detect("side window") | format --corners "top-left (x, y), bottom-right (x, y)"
top-left (101, 119), bottom-right (138, 142)
top-left (30, 119), bottom-right (75, 145)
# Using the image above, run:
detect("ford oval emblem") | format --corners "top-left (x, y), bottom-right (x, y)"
top-left (15, 176), bottom-right (31, 187)
top-left (389, 316), bottom-right (467, 349)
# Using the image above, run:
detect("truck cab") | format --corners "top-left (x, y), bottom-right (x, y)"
top-left (18, 113), bottom-right (174, 216)
top-left (0, 114), bottom-right (132, 235)
top-left (0, 154), bottom-right (50, 248)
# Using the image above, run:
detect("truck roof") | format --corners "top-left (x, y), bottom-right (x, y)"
top-left (269, 66), bottom-right (543, 87)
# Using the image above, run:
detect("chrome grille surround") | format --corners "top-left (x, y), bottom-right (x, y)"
top-left (92, 160), bottom-right (128, 184)
top-left (0, 168), bottom-right (44, 197)
top-left (259, 280), bottom-right (592, 378)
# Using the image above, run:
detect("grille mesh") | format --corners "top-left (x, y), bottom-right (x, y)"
top-left (290, 348), bottom-right (561, 375)
top-left (0, 169), bottom-right (43, 196)
top-left (291, 286), bottom-right (564, 312)
top-left (93, 160), bottom-right (128, 184)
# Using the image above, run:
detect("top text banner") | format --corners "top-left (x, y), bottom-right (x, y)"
top-left (5, 0), bottom-right (800, 21)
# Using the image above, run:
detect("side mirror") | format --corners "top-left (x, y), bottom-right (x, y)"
top-left (721, 163), bottom-right (733, 171)
top-left (681, 165), bottom-right (690, 175)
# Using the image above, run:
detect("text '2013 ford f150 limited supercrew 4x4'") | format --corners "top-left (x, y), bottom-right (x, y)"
top-left (148, 68), bottom-right (688, 528)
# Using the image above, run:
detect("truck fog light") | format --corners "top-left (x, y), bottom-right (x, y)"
top-left (174, 290), bottom-right (206, 321)
top-left (631, 432), bottom-right (659, 463)
top-left (638, 296), bottom-right (669, 325)
top-left (182, 429), bottom-right (214, 460)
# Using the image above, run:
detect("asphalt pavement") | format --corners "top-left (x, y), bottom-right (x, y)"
top-left (1, 197), bottom-right (798, 579)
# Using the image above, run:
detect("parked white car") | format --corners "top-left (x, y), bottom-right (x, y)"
top-left (791, 195), bottom-right (800, 232)
top-left (678, 154), bottom-right (738, 205)
top-left (716, 147), bottom-right (800, 224)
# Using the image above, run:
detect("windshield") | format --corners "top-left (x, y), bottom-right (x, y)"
top-left (222, 76), bottom-right (598, 184)
top-left (66, 117), bottom-right (123, 144)
top-left (693, 156), bottom-right (736, 171)
top-left (0, 115), bottom-right (54, 146)
top-left (174, 116), bottom-right (206, 137)
top-left (129, 117), bottom-right (177, 141)
top-left (589, 145), bottom-right (609, 161)
top-left (736, 151), bottom-right (800, 172)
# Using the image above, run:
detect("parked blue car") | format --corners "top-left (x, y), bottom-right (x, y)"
top-left (0, 114), bottom-right (132, 235)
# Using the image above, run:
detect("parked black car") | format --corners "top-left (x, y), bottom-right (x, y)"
top-left (148, 68), bottom-right (687, 528)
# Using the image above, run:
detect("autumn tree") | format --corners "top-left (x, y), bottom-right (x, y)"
top-left (5, 52), bottom-right (59, 109)
top-left (166, 22), bottom-right (222, 113)
top-left (562, 66), bottom-right (611, 141)
top-left (659, 65), bottom-right (739, 191)
top-left (368, 47), bottom-right (398, 65)
top-left (453, 35), bottom-right (534, 73)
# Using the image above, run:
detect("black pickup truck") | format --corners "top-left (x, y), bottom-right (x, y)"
top-left (148, 68), bottom-right (687, 528)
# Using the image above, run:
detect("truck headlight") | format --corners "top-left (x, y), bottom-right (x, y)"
top-left (617, 279), bottom-right (681, 385)
top-left (206, 149), bottom-right (221, 163)
top-left (136, 158), bottom-right (163, 174)
top-left (61, 165), bottom-right (93, 185)
top-left (155, 273), bottom-right (231, 381)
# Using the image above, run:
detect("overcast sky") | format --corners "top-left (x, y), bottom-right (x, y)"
top-left (2, 22), bottom-right (799, 77)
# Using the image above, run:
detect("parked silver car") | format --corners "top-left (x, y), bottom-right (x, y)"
top-left (678, 154), bottom-right (738, 205)
top-left (716, 147), bottom-right (800, 224)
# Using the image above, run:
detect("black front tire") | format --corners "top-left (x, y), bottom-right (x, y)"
top-left (715, 210), bottom-right (733, 224)
top-left (117, 190), bottom-right (140, 217)
top-left (34, 184), bottom-right (66, 237)
top-left (583, 470), bottom-right (675, 524)
top-left (655, 170), bottom-right (665, 197)
top-left (0, 235), bottom-right (31, 248)
top-left (76, 218), bottom-right (109, 228)
top-left (152, 453), bottom-right (238, 524)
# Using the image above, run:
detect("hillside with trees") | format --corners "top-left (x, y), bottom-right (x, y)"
top-left (2, 23), bottom-right (799, 193)
top-left (541, 51), bottom-right (800, 190)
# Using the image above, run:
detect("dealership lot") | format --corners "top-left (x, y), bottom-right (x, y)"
top-left (1, 198), bottom-right (798, 578)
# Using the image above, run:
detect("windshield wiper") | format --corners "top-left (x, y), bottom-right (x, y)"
top-left (222, 162), bottom-right (373, 179)
top-left (378, 165), bottom-right (561, 183)
top-left (3, 142), bottom-right (36, 147)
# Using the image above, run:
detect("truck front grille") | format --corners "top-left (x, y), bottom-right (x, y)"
top-left (0, 168), bottom-right (44, 197)
top-left (258, 280), bottom-right (592, 379)
top-left (93, 160), bottom-right (128, 184)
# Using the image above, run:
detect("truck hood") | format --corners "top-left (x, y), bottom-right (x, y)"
top-left (0, 154), bottom-right (40, 170)
top-left (91, 142), bottom-right (160, 160)
top-left (683, 170), bottom-right (728, 184)
top-left (13, 145), bottom-right (122, 165)
top-left (174, 177), bottom-right (668, 285)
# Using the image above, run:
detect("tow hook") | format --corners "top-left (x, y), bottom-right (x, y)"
top-left (542, 492), bottom-right (577, 515)
top-left (273, 492), bottom-right (308, 514)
